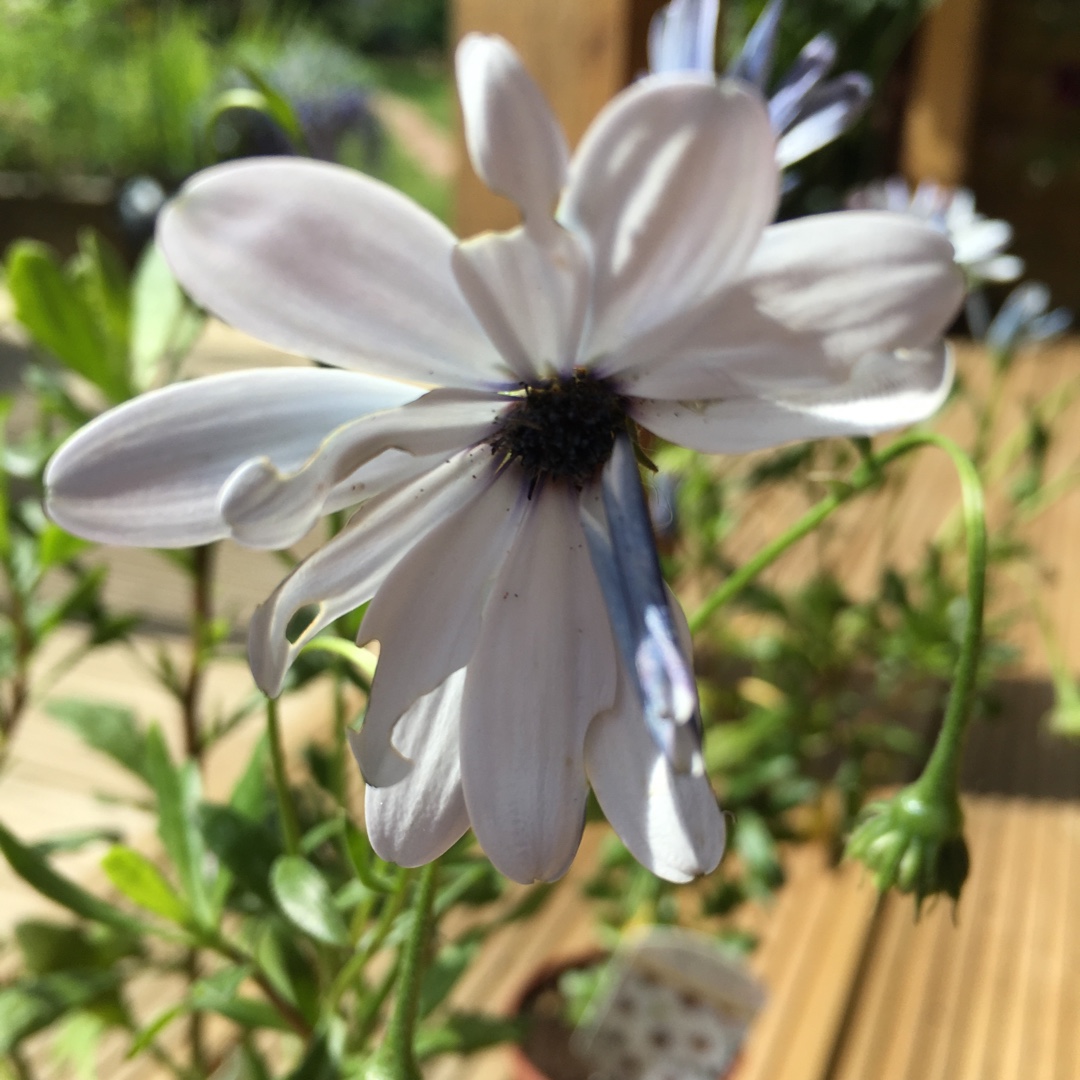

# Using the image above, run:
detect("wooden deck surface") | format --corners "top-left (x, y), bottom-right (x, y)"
top-left (2, 327), bottom-right (1080, 1078)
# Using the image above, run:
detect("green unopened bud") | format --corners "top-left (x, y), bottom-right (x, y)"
top-left (845, 782), bottom-right (969, 915)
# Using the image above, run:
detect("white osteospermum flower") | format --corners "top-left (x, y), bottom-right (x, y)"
top-left (847, 177), bottom-right (1024, 287)
top-left (46, 35), bottom-right (963, 885)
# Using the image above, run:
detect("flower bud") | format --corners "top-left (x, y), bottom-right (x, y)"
top-left (845, 783), bottom-right (969, 914)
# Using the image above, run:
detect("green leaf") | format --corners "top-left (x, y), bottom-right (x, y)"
top-left (189, 971), bottom-right (293, 1032)
top-left (6, 241), bottom-right (125, 401)
top-left (129, 242), bottom-right (192, 391)
top-left (284, 1032), bottom-right (339, 1080)
top-left (14, 921), bottom-right (138, 976)
top-left (343, 820), bottom-right (396, 894)
top-left (270, 857), bottom-right (350, 947)
top-left (0, 822), bottom-right (142, 932)
top-left (200, 804), bottom-right (280, 907)
top-left (126, 1003), bottom-right (187, 1059)
top-left (101, 846), bottom-right (192, 925)
top-left (50, 1010), bottom-right (109, 1080)
top-left (229, 736), bottom-right (270, 821)
top-left (145, 727), bottom-right (212, 926)
top-left (0, 971), bottom-right (118, 1054)
top-left (36, 523), bottom-right (91, 569)
top-left (46, 699), bottom-right (150, 785)
top-left (72, 229), bottom-right (131, 358)
top-left (414, 1013), bottom-right (524, 1061)
top-left (419, 939), bottom-right (481, 1018)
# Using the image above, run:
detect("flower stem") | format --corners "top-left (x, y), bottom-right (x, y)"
top-left (369, 861), bottom-right (439, 1080)
top-left (180, 543), bottom-right (215, 766)
top-left (266, 696), bottom-right (301, 857)
top-left (689, 429), bottom-right (988, 803)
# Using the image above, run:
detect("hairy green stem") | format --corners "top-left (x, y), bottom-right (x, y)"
top-left (266, 697), bottom-right (301, 857)
top-left (377, 860), bottom-right (439, 1080)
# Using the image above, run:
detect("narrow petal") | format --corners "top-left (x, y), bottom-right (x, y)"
top-left (730, 0), bottom-right (783, 88)
top-left (580, 436), bottom-right (702, 774)
top-left (460, 487), bottom-right (617, 883)
top-left (631, 342), bottom-right (954, 453)
top-left (970, 253), bottom-right (1024, 283)
top-left (647, 0), bottom-right (719, 74)
top-left (767, 33), bottom-right (836, 133)
top-left (560, 77), bottom-right (777, 368)
top-left (219, 389), bottom-right (505, 548)
top-left (352, 469), bottom-right (527, 787)
top-left (451, 225), bottom-right (591, 380)
top-left (620, 212), bottom-right (964, 399)
top-left (45, 368), bottom-right (419, 548)
top-left (455, 34), bottom-right (568, 226)
top-left (358, 669), bottom-right (470, 867)
top-left (158, 158), bottom-right (510, 388)
top-left (776, 73), bottom-right (872, 167)
top-left (247, 451), bottom-right (489, 696)
top-left (586, 644), bottom-right (724, 882)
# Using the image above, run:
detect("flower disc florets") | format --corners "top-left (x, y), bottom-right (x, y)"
top-left (490, 369), bottom-right (628, 490)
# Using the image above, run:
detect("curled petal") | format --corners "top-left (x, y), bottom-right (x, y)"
top-left (353, 469), bottom-right (527, 787)
top-left (248, 451), bottom-right (488, 696)
top-left (631, 342), bottom-right (955, 453)
top-left (45, 368), bottom-right (419, 548)
top-left (561, 76), bottom-right (777, 369)
top-left (461, 487), bottom-right (618, 883)
top-left (452, 225), bottom-right (591, 380)
top-left (456, 34), bottom-right (569, 226)
top-left (359, 669), bottom-right (470, 867)
top-left (219, 389), bottom-right (505, 548)
top-left (158, 158), bottom-right (510, 388)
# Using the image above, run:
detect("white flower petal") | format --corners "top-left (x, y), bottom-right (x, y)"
top-left (622, 212), bottom-right (963, 399)
top-left (158, 158), bottom-right (510, 388)
top-left (353, 469), bottom-right (527, 787)
top-left (247, 451), bottom-right (488, 696)
top-left (632, 342), bottom-right (954, 453)
top-left (44, 368), bottom-right (419, 548)
top-left (586, 632), bottom-right (723, 883)
top-left (560, 76), bottom-right (777, 368)
top-left (359, 669), bottom-right (470, 867)
top-left (951, 218), bottom-right (1013, 265)
top-left (767, 33), bottom-right (836, 133)
top-left (451, 225), bottom-right (591, 380)
top-left (219, 389), bottom-right (505, 549)
top-left (774, 73), bottom-right (871, 167)
top-left (973, 253), bottom-right (1025, 283)
top-left (455, 34), bottom-right (569, 226)
top-left (648, 0), bottom-right (719, 74)
top-left (460, 487), bottom-right (617, 883)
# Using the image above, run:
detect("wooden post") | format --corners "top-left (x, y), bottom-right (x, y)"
top-left (451, 0), bottom-right (665, 237)
top-left (900, 0), bottom-right (990, 185)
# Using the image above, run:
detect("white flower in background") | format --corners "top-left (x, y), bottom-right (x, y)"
top-left (46, 35), bottom-right (963, 884)
top-left (649, 0), bottom-right (872, 168)
top-left (847, 177), bottom-right (1024, 287)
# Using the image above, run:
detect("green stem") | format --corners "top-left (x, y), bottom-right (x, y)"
top-left (915, 440), bottom-right (987, 794)
top-left (688, 430), bottom-right (988, 798)
top-left (378, 860), bottom-right (439, 1080)
top-left (266, 696), bottom-right (301, 857)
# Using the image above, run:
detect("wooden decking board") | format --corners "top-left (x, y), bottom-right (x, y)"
top-left (1054, 810), bottom-right (1080, 1080)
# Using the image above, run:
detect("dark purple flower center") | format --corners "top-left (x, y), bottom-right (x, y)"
top-left (489, 369), bottom-right (628, 489)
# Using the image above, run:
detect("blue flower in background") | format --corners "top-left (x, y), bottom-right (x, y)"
top-left (649, 0), bottom-right (872, 168)
top-left (985, 282), bottom-right (1072, 358)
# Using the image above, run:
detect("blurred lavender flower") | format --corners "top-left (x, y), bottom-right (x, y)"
top-left (648, 0), bottom-right (872, 168)
top-left (985, 282), bottom-right (1072, 359)
top-left (847, 179), bottom-right (1025, 288)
